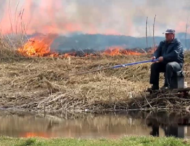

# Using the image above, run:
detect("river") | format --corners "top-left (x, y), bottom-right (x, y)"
top-left (0, 111), bottom-right (189, 139)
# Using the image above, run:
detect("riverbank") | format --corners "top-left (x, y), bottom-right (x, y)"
top-left (0, 137), bottom-right (189, 146)
top-left (0, 49), bottom-right (190, 113)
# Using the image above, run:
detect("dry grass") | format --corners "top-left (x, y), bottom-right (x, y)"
top-left (0, 47), bottom-right (190, 113)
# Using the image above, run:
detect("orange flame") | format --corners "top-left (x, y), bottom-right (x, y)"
top-left (17, 35), bottom-right (78, 58)
top-left (63, 52), bottom-right (77, 58)
top-left (103, 46), bottom-right (142, 56)
top-left (18, 34), bottom-right (57, 57)
top-left (22, 132), bottom-right (50, 138)
top-left (18, 36), bottom-right (144, 58)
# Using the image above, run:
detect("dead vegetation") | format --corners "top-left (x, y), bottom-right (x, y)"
top-left (0, 46), bottom-right (190, 113)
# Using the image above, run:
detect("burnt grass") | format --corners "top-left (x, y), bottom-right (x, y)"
top-left (0, 49), bottom-right (190, 114)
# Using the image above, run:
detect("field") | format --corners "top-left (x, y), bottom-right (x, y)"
top-left (0, 48), bottom-right (190, 113)
top-left (0, 137), bottom-right (190, 146)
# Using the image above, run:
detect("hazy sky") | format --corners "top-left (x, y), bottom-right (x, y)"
top-left (0, 0), bottom-right (190, 36)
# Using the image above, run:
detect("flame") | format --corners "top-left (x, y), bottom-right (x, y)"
top-left (63, 52), bottom-right (77, 58)
top-left (103, 46), bottom-right (142, 56)
top-left (17, 34), bottom-right (79, 58)
top-left (22, 132), bottom-right (50, 138)
top-left (18, 34), bottom-right (57, 57)
top-left (18, 37), bottom-right (143, 58)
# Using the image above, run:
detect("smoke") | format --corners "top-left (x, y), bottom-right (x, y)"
top-left (0, 0), bottom-right (190, 36)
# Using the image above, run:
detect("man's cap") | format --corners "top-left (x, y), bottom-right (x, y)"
top-left (163, 29), bottom-right (175, 34)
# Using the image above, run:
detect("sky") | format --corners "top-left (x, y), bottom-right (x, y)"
top-left (0, 0), bottom-right (190, 37)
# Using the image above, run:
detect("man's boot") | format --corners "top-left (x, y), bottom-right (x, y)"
top-left (151, 84), bottom-right (159, 90)
top-left (160, 83), bottom-right (168, 90)
top-left (147, 84), bottom-right (159, 92)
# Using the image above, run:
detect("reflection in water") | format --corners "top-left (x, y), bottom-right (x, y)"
top-left (24, 132), bottom-right (50, 138)
top-left (0, 111), bottom-right (190, 139)
top-left (146, 112), bottom-right (190, 138)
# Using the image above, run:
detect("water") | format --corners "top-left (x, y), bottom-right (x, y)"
top-left (0, 111), bottom-right (190, 139)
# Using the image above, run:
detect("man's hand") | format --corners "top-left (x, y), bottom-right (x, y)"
top-left (156, 56), bottom-right (164, 63)
top-left (151, 56), bottom-right (164, 63)
top-left (151, 56), bottom-right (156, 60)
top-left (151, 56), bottom-right (157, 63)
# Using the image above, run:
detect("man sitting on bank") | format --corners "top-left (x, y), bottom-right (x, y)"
top-left (150, 29), bottom-right (184, 90)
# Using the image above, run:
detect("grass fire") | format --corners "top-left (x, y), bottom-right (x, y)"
top-left (17, 35), bottom-right (144, 58)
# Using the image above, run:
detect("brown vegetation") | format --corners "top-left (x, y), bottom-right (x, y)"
top-left (0, 46), bottom-right (190, 113)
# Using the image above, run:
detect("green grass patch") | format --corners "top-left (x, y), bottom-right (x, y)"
top-left (0, 137), bottom-right (189, 146)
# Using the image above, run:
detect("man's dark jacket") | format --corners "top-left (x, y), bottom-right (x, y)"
top-left (154, 38), bottom-right (184, 66)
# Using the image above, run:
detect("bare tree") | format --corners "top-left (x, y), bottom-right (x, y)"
top-left (153, 15), bottom-right (156, 48)
top-left (185, 17), bottom-right (189, 49)
top-left (8, 0), bottom-right (14, 33)
top-left (146, 17), bottom-right (148, 49)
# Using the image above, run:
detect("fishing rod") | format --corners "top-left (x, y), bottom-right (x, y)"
top-left (68, 59), bottom-right (158, 77)
top-left (112, 59), bottom-right (157, 69)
